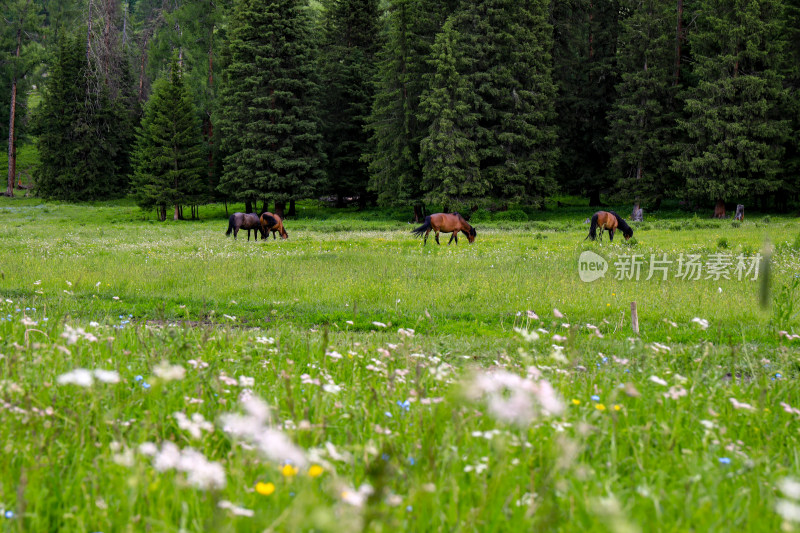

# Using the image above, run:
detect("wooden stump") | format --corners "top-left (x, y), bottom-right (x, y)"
top-left (734, 204), bottom-right (744, 221)
top-left (632, 204), bottom-right (643, 222)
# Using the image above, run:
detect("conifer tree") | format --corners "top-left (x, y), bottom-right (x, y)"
top-left (439, 0), bottom-right (558, 206)
top-left (607, 0), bottom-right (679, 207)
top-left (418, 19), bottom-right (483, 209)
top-left (216, 0), bottom-right (325, 217)
top-left (36, 34), bottom-right (126, 201)
top-left (672, 0), bottom-right (790, 216)
top-left (365, 0), bottom-right (458, 220)
top-left (131, 59), bottom-right (207, 221)
top-left (319, 0), bottom-right (380, 208)
top-left (552, 0), bottom-right (623, 206)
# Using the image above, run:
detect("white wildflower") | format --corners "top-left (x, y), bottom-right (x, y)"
top-left (729, 398), bottom-right (754, 410)
top-left (340, 484), bottom-right (374, 507)
top-left (57, 369), bottom-right (94, 387)
top-left (648, 375), bottom-right (668, 386)
top-left (691, 317), bottom-right (709, 330)
top-left (153, 361), bottom-right (185, 381)
top-left (218, 500), bottom-right (254, 517)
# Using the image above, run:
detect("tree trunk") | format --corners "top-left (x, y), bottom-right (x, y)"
top-left (245, 200), bottom-right (253, 214)
top-left (6, 75), bottom-right (16, 197)
top-left (6, 5), bottom-right (26, 198)
top-left (261, 201), bottom-right (269, 215)
top-left (632, 202), bottom-right (643, 221)
top-left (674, 0), bottom-right (683, 85)
top-left (335, 193), bottom-right (345, 208)
top-left (413, 204), bottom-right (425, 223)
top-left (174, 204), bottom-right (180, 221)
top-left (713, 199), bottom-right (726, 219)
top-left (274, 201), bottom-right (286, 219)
top-left (589, 189), bottom-right (602, 207)
top-left (288, 199), bottom-right (296, 217)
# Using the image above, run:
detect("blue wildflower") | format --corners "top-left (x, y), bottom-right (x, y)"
top-left (385, 411), bottom-right (393, 418)
top-left (408, 457), bottom-right (416, 466)
top-left (142, 382), bottom-right (151, 390)
top-left (406, 506), bottom-right (413, 512)
top-left (4, 510), bottom-right (13, 519)
top-left (775, 373), bottom-right (782, 379)
top-left (134, 375), bottom-right (143, 382)
top-left (382, 453), bottom-right (390, 461)
top-left (591, 395), bottom-right (600, 402)
top-left (718, 457), bottom-right (731, 465)
top-left (397, 400), bottom-right (410, 411)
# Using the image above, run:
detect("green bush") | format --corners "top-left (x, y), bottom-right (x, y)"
top-left (494, 209), bottom-right (528, 222)
top-left (470, 209), bottom-right (492, 222)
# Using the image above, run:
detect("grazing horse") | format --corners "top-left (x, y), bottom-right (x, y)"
top-left (585, 211), bottom-right (634, 242)
top-left (226, 212), bottom-right (263, 240)
top-left (411, 213), bottom-right (476, 245)
top-left (260, 212), bottom-right (289, 240)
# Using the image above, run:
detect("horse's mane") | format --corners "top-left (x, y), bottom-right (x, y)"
top-left (608, 211), bottom-right (634, 236)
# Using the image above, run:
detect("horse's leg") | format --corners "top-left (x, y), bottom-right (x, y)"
top-left (423, 229), bottom-right (430, 245)
top-left (454, 232), bottom-right (458, 244)
top-left (233, 226), bottom-right (239, 239)
top-left (448, 233), bottom-right (455, 245)
top-left (435, 231), bottom-right (440, 245)
top-left (609, 228), bottom-right (615, 242)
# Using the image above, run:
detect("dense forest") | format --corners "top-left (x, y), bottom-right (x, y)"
top-left (2, 0), bottom-right (799, 220)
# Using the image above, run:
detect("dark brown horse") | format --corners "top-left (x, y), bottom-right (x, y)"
top-left (226, 212), bottom-right (263, 240)
top-left (411, 213), bottom-right (476, 245)
top-left (586, 211), bottom-right (634, 242)
top-left (260, 212), bottom-right (288, 240)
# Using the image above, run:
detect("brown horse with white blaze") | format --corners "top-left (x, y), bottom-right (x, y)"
top-left (411, 213), bottom-right (476, 245)
top-left (260, 212), bottom-right (289, 240)
top-left (585, 211), bottom-right (634, 242)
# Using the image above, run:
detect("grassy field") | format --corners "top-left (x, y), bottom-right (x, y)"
top-left (1, 197), bottom-right (800, 531)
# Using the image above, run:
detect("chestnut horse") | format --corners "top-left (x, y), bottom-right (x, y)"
top-left (585, 211), bottom-right (634, 242)
top-left (260, 212), bottom-right (289, 240)
top-left (411, 213), bottom-right (476, 245)
top-left (226, 212), bottom-right (263, 240)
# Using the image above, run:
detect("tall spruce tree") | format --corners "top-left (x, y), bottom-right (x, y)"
top-left (672, 0), bottom-right (790, 216)
top-left (216, 0), bottom-right (325, 217)
top-left (552, 0), bottom-right (623, 206)
top-left (607, 0), bottom-right (680, 208)
top-left (131, 59), bottom-right (207, 221)
top-left (318, 0), bottom-right (380, 208)
top-left (418, 19), bottom-right (483, 208)
top-left (453, 0), bottom-right (558, 206)
top-left (36, 34), bottom-right (127, 200)
top-left (365, 0), bottom-right (458, 220)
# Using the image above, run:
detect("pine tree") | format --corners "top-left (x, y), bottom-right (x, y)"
top-left (552, 0), bottom-right (623, 206)
top-left (607, 0), bottom-right (679, 207)
top-left (216, 0), bottom-right (325, 217)
top-left (131, 59), bottom-right (207, 221)
top-left (318, 0), bottom-right (380, 208)
top-left (418, 19), bottom-right (483, 209)
top-left (37, 34), bottom-right (123, 201)
top-left (365, 0), bottom-right (458, 220)
top-left (440, 0), bottom-right (558, 206)
top-left (672, 0), bottom-right (790, 216)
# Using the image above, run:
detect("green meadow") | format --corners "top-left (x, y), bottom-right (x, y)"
top-left (2, 198), bottom-right (800, 531)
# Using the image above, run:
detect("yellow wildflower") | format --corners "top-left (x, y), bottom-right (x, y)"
top-left (256, 482), bottom-right (275, 496)
top-left (308, 464), bottom-right (324, 478)
top-left (595, 403), bottom-right (606, 411)
top-left (572, 399), bottom-right (581, 405)
top-left (281, 464), bottom-right (299, 478)
top-left (613, 404), bottom-right (621, 411)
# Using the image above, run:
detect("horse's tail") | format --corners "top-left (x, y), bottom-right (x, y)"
top-left (225, 215), bottom-right (235, 236)
top-left (411, 216), bottom-right (431, 237)
top-left (586, 213), bottom-right (598, 241)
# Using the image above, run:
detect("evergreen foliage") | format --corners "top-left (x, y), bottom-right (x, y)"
top-left (216, 0), bottom-right (325, 211)
top-left (131, 59), bottom-right (207, 220)
top-left (672, 0), bottom-right (790, 204)
top-left (36, 34), bottom-right (130, 201)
